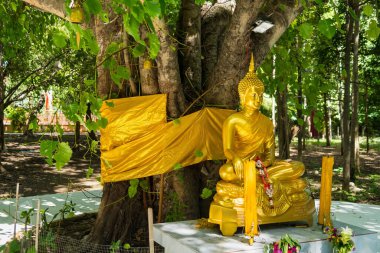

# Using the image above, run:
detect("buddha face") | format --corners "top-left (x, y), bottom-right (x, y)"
top-left (243, 87), bottom-right (263, 110)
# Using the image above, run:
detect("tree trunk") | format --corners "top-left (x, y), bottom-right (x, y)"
top-left (205, 0), bottom-right (265, 107)
top-left (350, 2), bottom-right (360, 180)
top-left (153, 18), bottom-right (186, 118)
top-left (277, 83), bottom-right (290, 159)
top-left (88, 181), bottom-right (146, 244)
top-left (74, 120), bottom-right (81, 150)
top-left (0, 76), bottom-right (5, 151)
top-left (338, 61), bottom-right (344, 155)
top-left (179, 0), bottom-right (202, 102)
top-left (342, 1), bottom-right (353, 191)
top-left (365, 82), bottom-right (369, 153)
top-left (139, 26), bottom-right (159, 95)
top-left (323, 93), bottom-right (331, 147)
top-left (297, 39), bottom-right (303, 159)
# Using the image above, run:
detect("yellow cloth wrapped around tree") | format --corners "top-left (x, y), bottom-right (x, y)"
top-left (100, 94), bottom-right (234, 183)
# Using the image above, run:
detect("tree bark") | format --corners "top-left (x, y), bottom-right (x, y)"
top-left (88, 181), bottom-right (146, 244)
top-left (297, 37), bottom-right (303, 160)
top-left (365, 82), bottom-right (369, 153)
top-left (0, 70), bottom-right (5, 151)
top-left (74, 120), bottom-right (81, 150)
top-left (342, 0), bottom-right (353, 191)
top-left (153, 18), bottom-right (186, 118)
top-left (205, 0), bottom-right (266, 107)
top-left (323, 93), bottom-right (331, 147)
top-left (139, 55), bottom-right (159, 95)
top-left (350, 2), bottom-right (360, 180)
top-left (277, 83), bottom-right (290, 159)
top-left (179, 0), bottom-right (202, 103)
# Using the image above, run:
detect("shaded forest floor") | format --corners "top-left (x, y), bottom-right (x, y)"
top-left (289, 137), bottom-right (380, 205)
top-left (0, 134), bottom-right (101, 198)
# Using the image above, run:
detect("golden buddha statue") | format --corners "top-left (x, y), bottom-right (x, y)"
top-left (208, 56), bottom-right (315, 236)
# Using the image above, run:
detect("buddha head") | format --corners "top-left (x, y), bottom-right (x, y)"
top-left (238, 55), bottom-right (264, 110)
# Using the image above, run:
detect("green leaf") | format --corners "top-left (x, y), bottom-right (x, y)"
top-left (173, 163), bottom-right (182, 170)
top-left (40, 140), bottom-right (58, 165)
top-left (298, 23), bottom-right (313, 39)
top-left (123, 243), bottom-right (131, 249)
top-left (26, 247), bottom-right (36, 253)
top-left (363, 5), bottom-right (374, 17)
top-left (100, 12), bottom-right (109, 23)
top-left (53, 142), bottom-right (73, 170)
top-left (128, 180), bottom-right (139, 198)
top-left (9, 239), bottom-right (21, 252)
top-left (195, 0), bottom-right (206, 5)
top-left (124, 14), bottom-right (142, 43)
top-left (139, 179), bottom-right (149, 191)
top-left (56, 123), bottom-right (64, 137)
top-left (28, 118), bottom-right (38, 131)
top-left (86, 167), bottom-right (94, 179)
top-left (131, 3), bottom-right (145, 22)
top-left (52, 32), bottom-right (67, 48)
top-left (90, 140), bottom-right (99, 153)
top-left (84, 0), bottom-right (102, 15)
top-left (10, 2), bottom-right (17, 11)
top-left (104, 159), bottom-right (112, 168)
top-left (105, 42), bottom-right (120, 56)
top-left (132, 43), bottom-right (146, 58)
top-left (318, 19), bottom-right (336, 39)
top-left (200, 188), bottom-right (213, 199)
top-left (195, 150), bottom-right (204, 158)
top-left (86, 120), bottom-right (98, 132)
top-left (130, 178), bottom-right (139, 186)
top-left (106, 101), bottom-right (115, 108)
top-left (98, 117), bottom-right (108, 129)
top-left (148, 32), bottom-right (160, 59)
top-left (173, 118), bottom-right (181, 125)
top-left (144, 0), bottom-right (161, 17)
top-left (366, 20), bottom-right (380, 40)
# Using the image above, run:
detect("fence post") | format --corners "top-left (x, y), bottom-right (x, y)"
top-left (35, 199), bottom-right (41, 253)
top-left (148, 208), bottom-right (154, 253)
top-left (13, 183), bottom-right (20, 239)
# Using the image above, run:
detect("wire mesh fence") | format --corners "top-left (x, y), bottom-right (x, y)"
top-left (6, 230), bottom-right (164, 253)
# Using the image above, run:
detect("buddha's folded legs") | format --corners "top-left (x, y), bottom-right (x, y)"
top-left (267, 160), bottom-right (305, 181)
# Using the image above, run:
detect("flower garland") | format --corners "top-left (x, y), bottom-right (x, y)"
top-left (324, 226), bottom-right (355, 253)
top-left (255, 157), bottom-right (274, 208)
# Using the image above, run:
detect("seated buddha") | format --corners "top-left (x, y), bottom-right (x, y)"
top-left (208, 56), bottom-right (315, 236)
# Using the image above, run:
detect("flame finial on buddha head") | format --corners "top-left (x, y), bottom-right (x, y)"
top-left (238, 54), bottom-right (265, 105)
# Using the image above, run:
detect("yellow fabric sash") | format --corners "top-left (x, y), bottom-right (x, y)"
top-left (100, 94), bottom-right (234, 183)
top-left (244, 160), bottom-right (258, 236)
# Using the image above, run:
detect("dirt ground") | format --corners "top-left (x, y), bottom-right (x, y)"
top-left (0, 134), bottom-right (101, 198)
top-left (1, 134), bottom-right (379, 204)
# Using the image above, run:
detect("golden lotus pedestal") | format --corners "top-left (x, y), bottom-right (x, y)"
top-left (208, 180), bottom-right (316, 236)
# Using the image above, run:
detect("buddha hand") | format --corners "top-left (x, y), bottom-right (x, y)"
top-left (232, 156), bottom-right (244, 180)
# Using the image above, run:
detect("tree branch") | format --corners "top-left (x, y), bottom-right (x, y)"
top-left (3, 52), bottom-right (64, 106)
top-left (22, 0), bottom-right (67, 20)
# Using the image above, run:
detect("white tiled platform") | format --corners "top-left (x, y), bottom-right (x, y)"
top-left (153, 201), bottom-right (380, 253)
top-left (0, 190), bottom-right (101, 245)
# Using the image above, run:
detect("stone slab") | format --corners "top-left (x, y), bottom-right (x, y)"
top-left (153, 201), bottom-right (380, 253)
